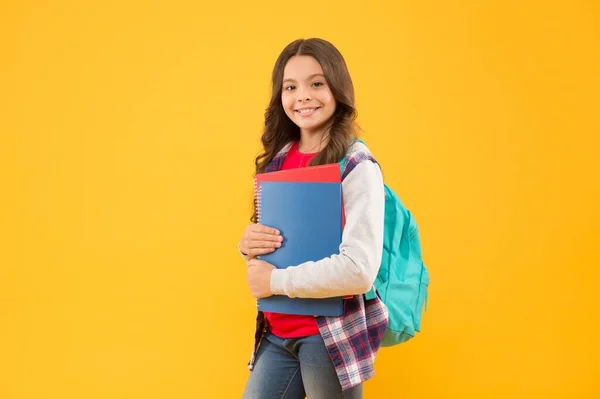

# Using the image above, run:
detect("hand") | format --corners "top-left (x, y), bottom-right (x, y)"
top-left (247, 259), bottom-right (276, 298)
top-left (239, 223), bottom-right (283, 259)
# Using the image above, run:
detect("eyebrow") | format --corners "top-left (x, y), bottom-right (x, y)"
top-left (283, 73), bottom-right (325, 84)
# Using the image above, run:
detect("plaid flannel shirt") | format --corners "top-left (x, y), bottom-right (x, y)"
top-left (247, 141), bottom-right (389, 391)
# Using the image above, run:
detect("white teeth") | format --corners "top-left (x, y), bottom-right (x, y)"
top-left (297, 108), bottom-right (316, 114)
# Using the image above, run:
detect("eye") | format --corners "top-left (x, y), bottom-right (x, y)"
top-left (284, 85), bottom-right (296, 91)
top-left (312, 81), bottom-right (324, 88)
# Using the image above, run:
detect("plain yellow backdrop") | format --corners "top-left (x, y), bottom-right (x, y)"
top-left (2, 0), bottom-right (599, 398)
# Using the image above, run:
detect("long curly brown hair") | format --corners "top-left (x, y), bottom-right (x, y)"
top-left (251, 38), bottom-right (359, 223)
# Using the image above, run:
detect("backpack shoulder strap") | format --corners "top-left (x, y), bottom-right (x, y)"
top-left (339, 138), bottom-right (376, 180)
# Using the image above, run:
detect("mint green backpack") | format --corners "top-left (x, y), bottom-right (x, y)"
top-left (339, 139), bottom-right (429, 346)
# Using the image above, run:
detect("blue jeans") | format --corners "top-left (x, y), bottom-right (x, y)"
top-left (242, 332), bottom-right (363, 399)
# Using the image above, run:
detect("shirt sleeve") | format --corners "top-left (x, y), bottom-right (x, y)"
top-left (269, 160), bottom-right (385, 298)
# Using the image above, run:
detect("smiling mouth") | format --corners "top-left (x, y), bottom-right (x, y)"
top-left (295, 107), bottom-right (320, 116)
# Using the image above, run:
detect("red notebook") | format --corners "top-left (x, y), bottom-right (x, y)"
top-left (255, 163), bottom-right (341, 183)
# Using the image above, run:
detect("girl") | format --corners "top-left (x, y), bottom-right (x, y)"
top-left (239, 38), bottom-right (388, 399)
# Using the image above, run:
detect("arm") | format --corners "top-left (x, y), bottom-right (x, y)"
top-left (270, 160), bottom-right (385, 298)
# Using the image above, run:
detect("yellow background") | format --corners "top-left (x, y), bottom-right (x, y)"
top-left (2, 0), bottom-right (599, 398)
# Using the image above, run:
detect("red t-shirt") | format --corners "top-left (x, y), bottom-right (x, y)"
top-left (263, 141), bottom-right (321, 338)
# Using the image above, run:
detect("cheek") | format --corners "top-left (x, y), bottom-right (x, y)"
top-left (319, 91), bottom-right (334, 106)
top-left (320, 93), bottom-right (335, 113)
top-left (281, 94), bottom-right (294, 110)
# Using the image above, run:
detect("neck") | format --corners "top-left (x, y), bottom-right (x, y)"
top-left (298, 127), bottom-right (330, 153)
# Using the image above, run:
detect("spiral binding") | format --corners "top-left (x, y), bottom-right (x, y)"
top-left (253, 177), bottom-right (262, 223)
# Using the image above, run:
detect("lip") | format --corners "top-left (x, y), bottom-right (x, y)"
top-left (295, 107), bottom-right (320, 117)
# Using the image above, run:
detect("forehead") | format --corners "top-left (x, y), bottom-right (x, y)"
top-left (283, 55), bottom-right (324, 80)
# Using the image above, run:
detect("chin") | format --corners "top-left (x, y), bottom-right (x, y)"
top-left (294, 118), bottom-right (325, 130)
top-left (299, 123), bottom-right (323, 132)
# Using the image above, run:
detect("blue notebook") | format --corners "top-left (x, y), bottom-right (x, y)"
top-left (256, 181), bottom-right (344, 316)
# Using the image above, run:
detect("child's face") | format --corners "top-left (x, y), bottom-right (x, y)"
top-left (281, 55), bottom-right (336, 136)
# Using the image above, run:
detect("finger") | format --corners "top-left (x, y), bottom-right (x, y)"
top-left (241, 238), bottom-right (274, 251)
top-left (251, 224), bottom-right (280, 236)
top-left (248, 248), bottom-right (276, 258)
top-left (247, 240), bottom-right (282, 250)
top-left (249, 231), bottom-right (283, 243)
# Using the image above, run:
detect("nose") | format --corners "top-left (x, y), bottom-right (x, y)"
top-left (296, 87), bottom-right (311, 102)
